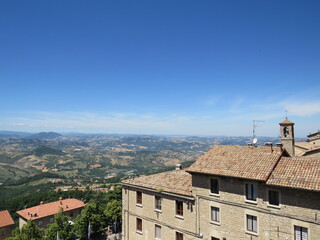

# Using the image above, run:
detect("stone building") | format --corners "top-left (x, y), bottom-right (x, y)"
top-left (16, 198), bottom-right (85, 229)
top-left (122, 119), bottom-right (320, 240)
top-left (0, 210), bottom-right (14, 240)
top-left (295, 130), bottom-right (320, 158)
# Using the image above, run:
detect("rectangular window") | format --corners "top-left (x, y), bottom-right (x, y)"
top-left (137, 191), bottom-right (142, 205)
top-left (210, 179), bottom-right (219, 194)
top-left (294, 226), bottom-right (308, 240)
top-left (136, 218), bottom-right (142, 232)
top-left (155, 196), bottom-right (162, 211)
top-left (176, 232), bottom-right (183, 240)
top-left (211, 238), bottom-right (219, 240)
top-left (247, 215), bottom-right (257, 233)
top-left (155, 225), bottom-right (161, 239)
top-left (268, 190), bottom-right (279, 206)
top-left (246, 183), bottom-right (257, 201)
top-left (176, 201), bottom-right (183, 216)
top-left (211, 207), bottom-right (220, 222)
top-left (38, 221), bottom-right (43, 226)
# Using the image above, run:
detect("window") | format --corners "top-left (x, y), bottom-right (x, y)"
top-left (136, 218), bottom-right (142, 232)
top-left (155, 225), bottom-right (161, 239)
top-left (176, 201), bottom-right (183, 216)
top-left (211, 207), bottom-right (220, 222)
top-left (136, 191), bottom-right (142, 205)
top-left (210, 179), bottom-right (219, 194)
top-left (294, 226), bottom-right (308, 240)
top-left (268, 190), bottom-right (279, 206)
top-left (176, 232), bottom-right (183, 240)
top-left (70, 211), bottom-right (74, 217)
top-left (38, 220), bottom-right (43, 227)
top-left (155, 196), bottom-right (162, 211)
top-left (245, 183), bottom-right (257, 201)
top-left (49, 217), bottom-right (54, 223)
top-left (211, 238), bottom-right (219, 240)
top-left (246, 215), bottom-right (257, 233)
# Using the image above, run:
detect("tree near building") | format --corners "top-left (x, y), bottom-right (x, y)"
top-left (7, 220), bottom-right (44, 240)
top-left (45, 211), bottom-right (75, 240)
top-left (74, 203), bottom-right (105, 239)
top-left (104, 200), bottom-right (122, 226)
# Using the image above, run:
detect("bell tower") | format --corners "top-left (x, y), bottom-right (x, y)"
top-left (279, 117), bottom-right (295, 156)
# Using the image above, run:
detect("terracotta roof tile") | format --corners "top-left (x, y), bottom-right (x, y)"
top-left (295, 142), bottom-right (320, 156)
top-left (122, 170), bottom-right (192, 196)
top-left (279, 118), bottom-right (294, 124)
top-left (186, 145), bottom-right (282, 181)
top-left (0, 210), bottom-right (14, 228)
top-left (295, 142), bottom-right (314, 150)
top-left (17, 198), bottom-right (85, 221)
top-left (267, 157), bottom-right (320, 191)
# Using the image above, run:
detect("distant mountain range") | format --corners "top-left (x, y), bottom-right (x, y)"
top-left (25, 132), bottom-right (62, 140)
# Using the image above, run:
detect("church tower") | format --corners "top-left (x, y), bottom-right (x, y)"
top-left (279, 118), bottom-right (295, 157)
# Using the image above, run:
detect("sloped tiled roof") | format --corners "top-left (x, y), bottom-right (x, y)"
top-left (267, 157), bottom-right (320, 192)
top-left (17, 198), bottom-right (85, 221)
top-left (279, 118), bottom-right (294, 124)
top-left (0, 210), bottom-right (14, 228)
top-left (295, 142), bottom-right (320, 156)
top-left (307, 130), bottom-right (320, 138)
top-left (122, 170), bottom-right (192, 197)
top-left (295, 142), bottom-right (313, 150)
top-left (186, 145), bottom-right (283, 181)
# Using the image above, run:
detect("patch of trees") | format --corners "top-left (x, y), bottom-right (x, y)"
top-left (7, 187), bottom-right (122, 240)
top-left (32, 146), bottom-right (65, 157)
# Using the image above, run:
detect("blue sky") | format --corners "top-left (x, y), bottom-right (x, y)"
top-left (0, 0), bottom-right (320, 137)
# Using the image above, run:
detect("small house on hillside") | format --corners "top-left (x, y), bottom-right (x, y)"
top-left (16, 198), bottom-right (85, 229)
top-left (0, 210), bottom-right (14, 240)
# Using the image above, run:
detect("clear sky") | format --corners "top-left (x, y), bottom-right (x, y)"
top-left (0, 0), bottom-right (319, 137)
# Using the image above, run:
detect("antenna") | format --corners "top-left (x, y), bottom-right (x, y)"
top-left (285, 109), bottom-right (288, 120)
top-left (252, 120), bottom-right (264, 145)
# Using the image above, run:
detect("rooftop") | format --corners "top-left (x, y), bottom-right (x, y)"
top-left (267, 157), bottom-right (320, 192)
top-left (307, 130), bottom-right (320, 138)
top-left (17, 198), bottom-right (85, 221)
top-left (295, 141), bottom-right (320, 156)
top-left (0, 210), bottom-right (14, 228)
top-left (279, 118), bottom-right (295, 125)
top-left (186, 145), bottom-right (283, 181)
top-left (122, 169), bottom-right (192, 197)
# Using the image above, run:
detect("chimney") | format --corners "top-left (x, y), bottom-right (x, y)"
top-left (247, 143), bottom-right (253, 146)
top-left (175, 164), bottom-right (182, 171)
top-left (59, 197), bottom-right (63, 205)
top-left (265, 142), bottom-right (273, 153)
top-left (40, 201), bottom-right (44, 205)
top-left (276, 143), bottom-right (283, 151)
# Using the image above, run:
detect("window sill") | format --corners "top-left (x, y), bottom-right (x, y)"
top-left (136, 230), bottom-right (143, 235)
top-left (136, 204), bottom-right (143, 208)
top-left (246, 231), bottom-right (258, 237)
top-left (155, 209), bottom-right (162, 213)
top-left (209, 193), bottom-right (220, 197)
top-left (245, 199), bottom-right (258, 205)
top-left (175, 215), bottom-right (184, 220)
top-left (210, 220), bottom-right (221, 226)
top-left (267, 204), bottom-right (281, 209)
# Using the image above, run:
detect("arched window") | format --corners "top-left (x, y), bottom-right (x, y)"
top-left (283, 127), bottom-right (289, 137)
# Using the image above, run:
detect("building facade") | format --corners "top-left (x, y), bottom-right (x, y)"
top-left (122, 120), bottom-right (320, 240)
top-left (0, 210), bottom-right (14, 240)
top-left (16, 198), bottom-right (85, 229)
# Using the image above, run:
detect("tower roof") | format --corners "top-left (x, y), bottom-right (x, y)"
top-left (279, 118), bottom-right (294, 125)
